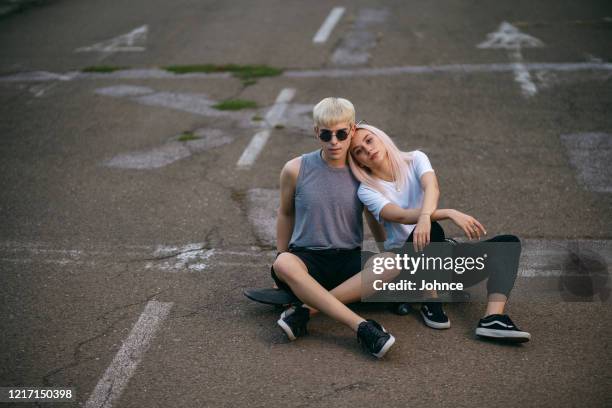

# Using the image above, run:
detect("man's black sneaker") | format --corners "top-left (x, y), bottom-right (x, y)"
top-left (420, 302), bottom-right (451, 329)
top-left (277, 305), bottom-right (310, 340)
top-left (475, 314), bottom-right (531, 343)
top-left (357, 320), bottom-right (395, 358)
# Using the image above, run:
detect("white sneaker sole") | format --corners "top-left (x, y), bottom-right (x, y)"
top-left (420, 310), bottom-right (451, 329)
top-left (373, 334), bottom-right (396, 358)
top-left (476, 327), bottom-right (531, 342)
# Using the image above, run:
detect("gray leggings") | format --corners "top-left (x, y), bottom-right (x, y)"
top-left (407, 221), bottom-right (521, 297)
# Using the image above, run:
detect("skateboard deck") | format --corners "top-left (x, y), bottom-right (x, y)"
top-left (244, 288), bottom-right (299, 306)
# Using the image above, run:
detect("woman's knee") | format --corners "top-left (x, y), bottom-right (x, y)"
top-left (430, 221), bottom-right (446, 242)
top-left (492, 234), bottom-right (521, 244)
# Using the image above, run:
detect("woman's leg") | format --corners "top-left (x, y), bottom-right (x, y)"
top-left (408, 221), bottom-right (446, 299)
top-left (327, 252), bottom-right (401, 304)
top-left (452, 234), bottom-right (521, 316)
top-left (483, 234), bottom-right (521, 316)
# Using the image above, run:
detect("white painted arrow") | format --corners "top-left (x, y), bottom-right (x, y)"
top-left (76, 25), bottom-right (148, 53)
top-left (478, 22), bottom-right (544, 97)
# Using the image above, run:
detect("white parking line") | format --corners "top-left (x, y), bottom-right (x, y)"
top-left (236, 130), bottom-right (271, 168)
top-left (76, 25), bottom-right (148, 53)
top-left (313, 7), bottom-right (345, 44)
top-left (85, 301), bottom-right (172, 408)
top-left (237, 88), bottom-right (295, 168)
top-left (519, 239), bottom-right (612, 277)
top-left (0, 241), bottom-right (275, 271)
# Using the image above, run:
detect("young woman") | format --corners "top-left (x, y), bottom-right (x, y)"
top-left (348, 123), bottom-right (531, 342)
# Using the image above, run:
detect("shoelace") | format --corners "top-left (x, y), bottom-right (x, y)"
top-left (360, 321), bottom-right (385, 344)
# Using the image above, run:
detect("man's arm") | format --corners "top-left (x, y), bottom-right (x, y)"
top-left (276, 157), bottom-right (301, 253)
top-left (364, 208), bottom-right (386, 252)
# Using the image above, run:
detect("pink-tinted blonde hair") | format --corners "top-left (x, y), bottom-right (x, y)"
top-left (348, 124), bottom-right (413, 198)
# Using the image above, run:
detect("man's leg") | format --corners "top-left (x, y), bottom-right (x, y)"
top-left (273, 253), bottom-right (365, 332)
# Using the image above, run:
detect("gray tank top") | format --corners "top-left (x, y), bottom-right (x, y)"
top-left (289, 150), bottom-right (364, 250)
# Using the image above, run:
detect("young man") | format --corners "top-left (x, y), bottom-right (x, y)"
top-left (271, 97), bottom-right (396, 358)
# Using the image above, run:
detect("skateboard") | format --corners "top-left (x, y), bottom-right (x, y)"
top-left (244, 288), bottom-right (299, 306)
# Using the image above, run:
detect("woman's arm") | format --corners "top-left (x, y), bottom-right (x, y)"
top-left (380, 205), bottom-right (487, 241)
top-left (418, 172), bottom-right (439, 217)
top-left (412, 172), bottom-right (439, 251)
top-left (380, 205), bottom-right (454, 225)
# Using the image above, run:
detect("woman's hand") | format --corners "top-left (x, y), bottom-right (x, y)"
top-left (449, 210), bottom-right (487, 240)
top-left (413, 213), bottom-right (431, 252)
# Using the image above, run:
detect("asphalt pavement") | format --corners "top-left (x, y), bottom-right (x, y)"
top-left (1, 1), bottom-right (611, 407)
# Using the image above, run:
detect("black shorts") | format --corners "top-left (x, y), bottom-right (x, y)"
top-left (271, 248), bottom-right (374, 293)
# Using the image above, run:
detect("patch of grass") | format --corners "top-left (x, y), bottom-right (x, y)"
top-left (274, 124), bottom-right (285, 129)
top-left (177, 131), bottom-right (199, 142)
top-left (163, 64), bottom-right (283, 81)
top-left (213, 99), bottom-right (258, 111)
top-left (241, 78), bottom-right (258, 87)
top-left (252, 114), bottom-right (263, 121)
top-left (82, 65), bottom-right (126, 73)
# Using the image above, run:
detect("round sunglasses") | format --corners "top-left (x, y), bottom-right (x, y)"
top-left (317, 120), bottom-right (366, 142)
top-left (318, 128), bottom-right (350, 142)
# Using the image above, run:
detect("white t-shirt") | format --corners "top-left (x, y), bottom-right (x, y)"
top-left (358, 150), bottom-right (434, 250)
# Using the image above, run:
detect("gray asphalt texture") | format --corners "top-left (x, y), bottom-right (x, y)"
top-left (1, 1), bottom-right (611, 407)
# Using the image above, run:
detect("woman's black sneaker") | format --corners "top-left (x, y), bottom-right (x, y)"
top-left (357, 319), bottom-right (395, 358)
top-left (420, 302), bottom-right (451, 329)
top-left (393, 302), bottom-right (412, 315)
top-left (475, 314), bottom-right (531, 343)
top-left (277, 305), bottom-right (310, 340)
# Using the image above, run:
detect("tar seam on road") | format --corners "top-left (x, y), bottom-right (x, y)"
top-left (3, 62), bottom-right (611, 83)
top-left (313, 7), bottom-right (345, 44)
top-left (84, 301), bottom-right (173, 408)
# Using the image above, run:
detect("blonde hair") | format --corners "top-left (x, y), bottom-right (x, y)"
top-left (348, 124), bottom-right (413, 198)
top-left (313, 97), bottom-right (355, 128)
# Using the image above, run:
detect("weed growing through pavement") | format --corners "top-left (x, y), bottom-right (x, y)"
top-left (82, 66), bottom-right (127, 73)
top-left (163, 64), bottom-right (282, 86)
top-left (213, 99), bottom-right (258, 111)
top-left (177, 131), bottom-right (199, 142)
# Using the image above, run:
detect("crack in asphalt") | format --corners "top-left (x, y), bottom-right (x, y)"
top-left (41, 289), bottom-right (167, 387)
top-left (294, 381), bottom-right (373, 407)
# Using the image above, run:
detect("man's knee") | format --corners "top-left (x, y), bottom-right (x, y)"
top-left (273, 252), bottom-right (307, 282)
